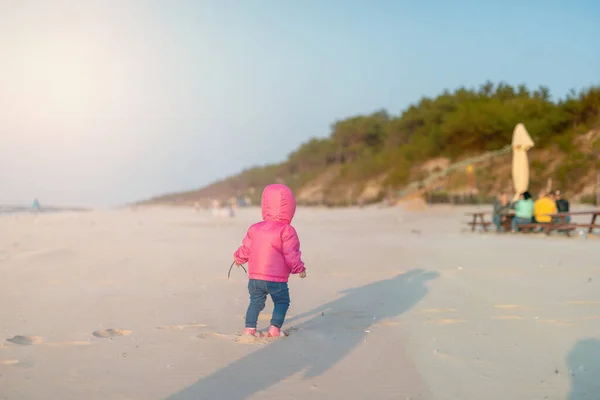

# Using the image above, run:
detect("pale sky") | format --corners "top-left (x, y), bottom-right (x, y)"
top-left (1, 0), bottom-right (599, 207)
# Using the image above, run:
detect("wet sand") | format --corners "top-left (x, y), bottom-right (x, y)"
top-left (0, 205), bottom-right (598, 399)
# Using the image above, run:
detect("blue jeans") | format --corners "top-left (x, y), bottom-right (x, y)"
top-left (493, 214), bottom-right (506, 231)
top-left (245, 279), bottom-right (290, 329)
top-left (512, 217), bottom-right (532, 231)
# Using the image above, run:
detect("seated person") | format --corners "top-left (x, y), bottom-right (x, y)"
top-left (554, 190), bottom-right (571, 223)
top-left (492, 192), bottom-right (511, 231)
top-left (534, 190), bottom-right (558, 224)
top-left (512, 191), bottom-right (534, 232)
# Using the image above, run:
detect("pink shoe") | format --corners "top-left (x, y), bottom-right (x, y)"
top-left (243, 328), bottom-right (257, 336)
top-left (267, 325), bottom-right (288, 338)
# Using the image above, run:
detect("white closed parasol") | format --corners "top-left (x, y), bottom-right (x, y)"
top-left (511, 123), bottom-right (535, 202)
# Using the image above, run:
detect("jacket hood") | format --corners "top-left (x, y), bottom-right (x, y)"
top-left (261, 184), bottom-right (296, 223)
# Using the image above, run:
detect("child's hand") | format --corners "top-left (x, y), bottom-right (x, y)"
top-left (299, 271), bottom-right (306, 279)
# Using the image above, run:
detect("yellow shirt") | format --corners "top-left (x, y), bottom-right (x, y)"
top-left (534, 197), bottom-right (557, 223)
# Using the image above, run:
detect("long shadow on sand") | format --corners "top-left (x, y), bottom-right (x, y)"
top-left (567, 338), bottom-right (600, 400)
top-left (166, 268), bottom-right (439, 400)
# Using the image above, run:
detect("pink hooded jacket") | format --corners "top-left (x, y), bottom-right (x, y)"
top-left (233, 184), bottom-right (305, 283)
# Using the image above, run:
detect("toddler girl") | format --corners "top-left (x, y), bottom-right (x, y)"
top-left (233, 184), bottom-right (306, 337)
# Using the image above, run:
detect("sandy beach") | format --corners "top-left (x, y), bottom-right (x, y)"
top-left (0, 205), bottom-right (599, 400)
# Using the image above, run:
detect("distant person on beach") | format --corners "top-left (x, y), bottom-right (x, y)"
top-left (554, 190), bottom-right (571, 223)
top-left (512, 191), bottom-right (534, 232)
top-left (32, 198), bottom-right (41, 212)
top-left (492, 192), bottom-right (511, 231)
top-left (534, 190), bottom-right (557, 224)
top-left (233, 184), bottom-right (307, 338)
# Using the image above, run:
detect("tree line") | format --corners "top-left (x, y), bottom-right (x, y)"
top-left (211, 82), bottom-right (600, 201)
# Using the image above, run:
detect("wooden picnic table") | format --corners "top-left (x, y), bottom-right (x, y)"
top-left (547, 210), bottom-right (600, 234)
top-left (465, 211), bottom-right (514, 232)
top-left (465, 209), bottom-right (600, 236)
top-left (465, 212), bottom-right (490, 232)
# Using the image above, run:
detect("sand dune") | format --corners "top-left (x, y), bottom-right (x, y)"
top-left (0, 206), bottom-right (599, 399)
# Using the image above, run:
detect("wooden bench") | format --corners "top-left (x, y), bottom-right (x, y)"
top-left (572, 223), bottom-right (600, 230)
top-left (546, 211), bottom-right (600, 235)
top-left (515, 223), bottom-right (577, 236)
top-left (569, 224), bottom-right (600, 236)
top-left (514, 223), bottom-right (541, 233)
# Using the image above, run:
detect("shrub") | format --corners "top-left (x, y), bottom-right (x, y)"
top-left (580, 194), bottom-right (597, 205)
top-left (554, 152), bottom-right (591, 190)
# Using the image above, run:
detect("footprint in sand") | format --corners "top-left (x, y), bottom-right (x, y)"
top-left (233, 331), bottom-right (293, 344)
top-left (156, 324), bottom-right (208, 330)
top-left (234, 334), bottom-right (269, 344)
top-left (6, 335), bottom-right (44, 346)
top-left (92, 329), bottom-right (132, 338)
top-left (198, 329), bottom-right (295, 344)
top-left (5, 335), bottom-right (90, 347)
